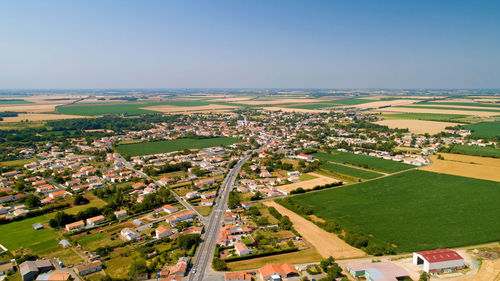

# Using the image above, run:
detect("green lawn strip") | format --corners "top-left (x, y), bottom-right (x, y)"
top-left (381, 113), bottom-right (470, 123)
top-left (396, 105), bottom-right (500, 113)
top-left (289, 103), bottom-right (342, 110)
top-left (461, 121), bottom-right (500, 138)
top-left (115, 137), bottom-right (241, 157)
top-left (450, 144), bottom-right (500, 158)
top-left (289, 170), bottom-right (500, 252)
top-left (313, 151), bottom-right (414, 173)
top-left (419, 101), bottom-right (500, 108)
top-left (320, 162), bottom-right (383, 179)
top-left (0, 99), bottom-right (33, 105)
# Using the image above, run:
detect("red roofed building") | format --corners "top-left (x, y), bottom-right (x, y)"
top-left (259, 263), bottom-right (298, 281)
top-left (225, 271), bottom-right (252, 281)
top-left (413, 249), bottom-right (465, 273)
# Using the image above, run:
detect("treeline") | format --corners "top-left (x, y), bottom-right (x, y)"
top-left (289, 181), bottom-right (343, 195)
top-left (276, 198), bottom-right (395, 256)
top-left (142, 162), bottom-right (191, 176)
top-left (49, 206), bottom-right (103, 228)
top-left (0, 203), bottom-right (70, 225)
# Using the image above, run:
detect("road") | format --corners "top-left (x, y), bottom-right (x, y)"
top-left (114, 153), bottom-right (206, 223)
top-left (187, 152), bottom-right (252, 281)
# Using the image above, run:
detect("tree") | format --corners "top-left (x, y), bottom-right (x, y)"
top-left (212, 257), bottom-right (228, 271)
top-left (227, 191), bottom-right (241, 209)
top-left (128, 258), bottom-right (148, 277)
top-left (73, 194), bottom-right (89, 205)
top-left (250, 191), bottom-right (262, 201)
top-left (177, 234), bottom-right (200, 250)
top-left (279, 216), bottom-right (292, 230)
top-left (25, 194), bottom-right (41, 208)
top-left (419, 272), bottom-right (430, 281)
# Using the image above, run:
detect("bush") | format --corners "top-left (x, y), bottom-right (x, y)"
top-left (212, 257), bottom-right (228, 271)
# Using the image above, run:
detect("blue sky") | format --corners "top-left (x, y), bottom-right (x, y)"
top-left (1, 0), bottom-right (499, 89)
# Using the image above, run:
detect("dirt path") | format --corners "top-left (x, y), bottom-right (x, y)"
top-left (459, 259), bottom-right (500, 281)
top-left (263, 201), bottom-right (367, 259)
top-left (276, 172), bottom-right (339, 193)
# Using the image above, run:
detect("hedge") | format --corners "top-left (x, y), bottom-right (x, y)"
top-left (223, 247), bottom-right (298, 262)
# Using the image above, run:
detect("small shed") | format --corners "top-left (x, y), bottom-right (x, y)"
top-left (32, 223), bottom-right (43, 230)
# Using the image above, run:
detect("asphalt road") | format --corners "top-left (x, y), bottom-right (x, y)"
top-left (187, 153), bottom-right (252, 281)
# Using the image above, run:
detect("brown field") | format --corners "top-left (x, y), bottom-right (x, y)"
top-left (374, 119), bottom-right (462, 134)
top-left (375, 106), bottom-right (498, 117)
top-left (0, 113), bottom-right (91, 122)
top-left (141, 104), bottom-right (240, 113)
top-left (263, 107), bottom-right (329, 113)
top-left (0, 104), bottom-right (60, 113)
top-left (420, 153), bottom-right (500, 182)
top-left (207, 97), bottom-right (253, 102)
top-left (277, 172), bottom-right (338, 193)
top-left (263, 201), bottom-right (367, 259)
top-left (23, 95), bottom-right (85, 104)
top-left (409, 103), bottom-right (500, 111)
top-left (461, 259), bottom-right (500, 281)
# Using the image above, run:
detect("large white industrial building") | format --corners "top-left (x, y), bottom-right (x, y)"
top-left (413, 249), bottom-right (465, 273)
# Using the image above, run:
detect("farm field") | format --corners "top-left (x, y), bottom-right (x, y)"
top-left (419, 101), bottom-right (500, 108)
top-left (421, 153), bottom-right (500, 182)
top-left (289, 102), bottom-right (341, 110)
top-left (313, 151), bottom-right (414, 173)
top-left (56, 102), bottom-right (159, 116)
top-left (0, 158), bottom-right (36, 168)
top-left (1, 113), bottom-right (92, 122)
top-left (115, 137), bottom-right (241, 157)
top-left (396, 105), bottom-right (500, 113)
top-left (288, 170), bottom-right (500, 252)
top-left (141, 103), bottom-right (239, 113)
top-left (450, 144), bottom-right (500, 158)
top-left (0, 216), bottom-right (58, 250)
top-left (374, 119), bottom-right (462, 134)
top-left (320, 162), bottom-right (383, 180)
top-left (276, 172), bottom-right (338, 193)
top-left (461, 121), bottom-right (500, 138)
top-left (263, 201), bottom-right (367, 259)
top-left (380, 112), bottom-right (470, 122)
top-left (376, 106), bottom-right (499, 117)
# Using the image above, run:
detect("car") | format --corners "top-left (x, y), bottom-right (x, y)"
top-left (192, 268), bottom-right (197, 274)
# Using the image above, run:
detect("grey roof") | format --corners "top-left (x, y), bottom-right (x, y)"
top-left (19, 261), bottom-right (38, 276)
top-left (34, 260), bottom-right (53, 269)
top-left (59, 240), bottom-right (71, 248)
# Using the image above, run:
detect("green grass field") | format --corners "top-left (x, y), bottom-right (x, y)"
top-left (289, 103), bottom-right (340, 110)
top-left (0, 216), bottom-right (58, 250)
top-left (0, 99), bottom-right (33, 105)
top-left (320, 162), bottom-right (383, 179)
top-left (419, 101), bottom-right (500, 108)
top-left (0, 158), bottom-right (36, 169)
top-left (450, 144), bottom-right (500, 158)
top-left (289, 170), bottom-right (500, 252)
top-left (116, 137), bottom-right (241, 157)
top-left (461, 122), bottom-right (500, 138)
top-left (381, 113), bottom-right (469, 123)
top-left (396, 105), bottom-right (500, 113)
top-left (313, 151), bottom-right (414, 173)
top-left (333, 97), bottom-right (378, 105)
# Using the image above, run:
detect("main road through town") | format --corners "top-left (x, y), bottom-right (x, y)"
top-left (187, 151), bottom-right (253, 281)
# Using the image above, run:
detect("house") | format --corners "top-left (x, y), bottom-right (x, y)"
top-left (162, 257), bottom-right (188, 277)
top-left (234, 242), bottom-right (252, 256)
top-left (241, 202), bottom-right (252, 210)
top-left (156, 225), bottom-right (174, 239)
top-left (65, 220), bottom-right (85, 231)
top-left (223, 211), bottom-right (239, 225)
top-left (162, 204), bottom-right (178, 214)
top-left (194, 178), bottom-right (215, 187)
top-left (114, 210), bottom-right (127, 219)
top-left (225, 271), bottom-right (252, 281)
top-left (201, 191), bottom-right (217, 200)
top-left (120, 228), bottom-right (141, 241)
top-left (347, 262), bottom-right (410, 281)
top-left (413, 249), bottom-right (465, 273)
top-left (19, 260), bottom-right (54, 281)
top-left (86, 215), bottom-right (105, 226)
top-left (35, 272), bottom-right (71, 281)
top-left (259, 264), bottom-right (297, 281)
top-left (75, 261), bottom-right (102, 276)
top-left (297, 153), bottom-right (314, 162)
top-left (0, 262), bottom-right (14, 276)
top-left (201, 199), bottom-right (214, 206)
top-left (185, 191), bottom-right (200, 199)
top-left (49, 190), bottom-right (67, 199)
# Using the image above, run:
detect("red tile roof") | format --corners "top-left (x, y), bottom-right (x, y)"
top-left (416, 249), bottom-right (463, 263)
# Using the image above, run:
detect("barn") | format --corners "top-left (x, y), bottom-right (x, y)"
top-left (413, 249), bottom-right (465, 273)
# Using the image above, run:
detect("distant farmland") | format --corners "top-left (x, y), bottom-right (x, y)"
top-left (381, 113), bottom-right (469, 123)
top-left (313, 151), bottom-right (414, 173)
top-left (116, 137), bottom-right (241, 157)
top-left (450, 144), bottom-right (500, 158)
top-left (462, 121), bottom-right (500, 138)
top-left (0, 99), bottom-right (33, 105)
top-left (288, 170), bottom-right (500, 252)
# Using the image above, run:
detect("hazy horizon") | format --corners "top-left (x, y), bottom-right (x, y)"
top-left (1, 0), bottom-right (499, 89)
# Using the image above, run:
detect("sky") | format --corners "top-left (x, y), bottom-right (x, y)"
top-left (0, 0), bottom-right (499, 89)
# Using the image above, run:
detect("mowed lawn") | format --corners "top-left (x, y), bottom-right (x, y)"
top-left (462, 121), bottom-right (500, 138)
top-left (450, 144), bottom-right (500, 158)
top-left (313, 151), bottom-right (414, 173)
top-left (289, 170), bottom-right (500, 252)
top-left (116, 137), bottom-right (241, 157)
top-left (0, 216), bottom-right (58, 250)
top-left (320, 162), bottom-right (383, 179)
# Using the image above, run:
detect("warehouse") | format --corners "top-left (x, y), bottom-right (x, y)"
top-left (413, 249), bottom-right (465, 273)
top-left (347, 262), bottom-right (410, 281)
